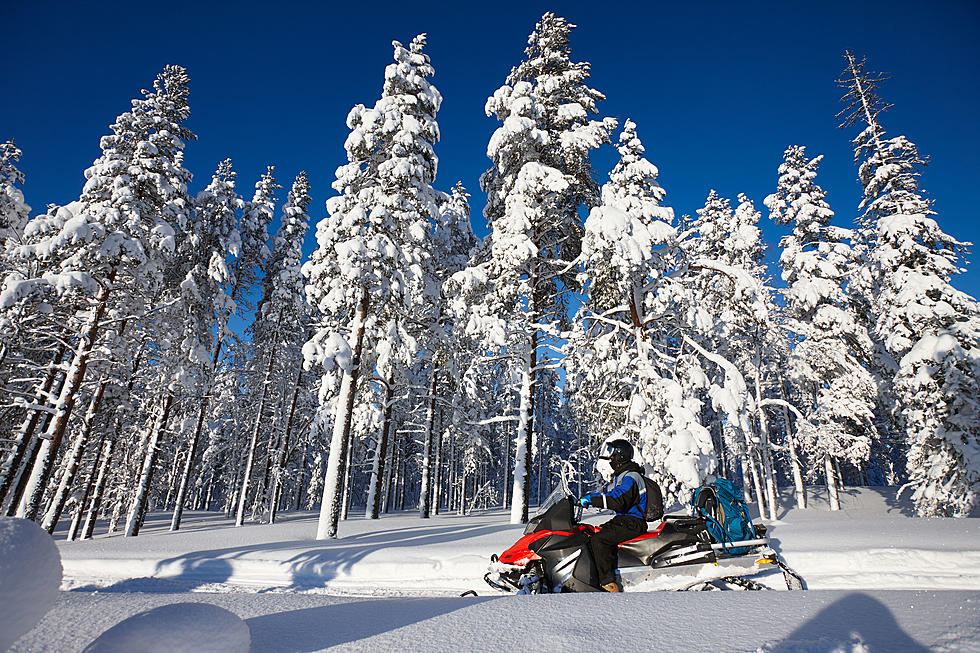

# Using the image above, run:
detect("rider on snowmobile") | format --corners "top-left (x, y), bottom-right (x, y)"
top-left (578, 439), bottom-right (656, 592)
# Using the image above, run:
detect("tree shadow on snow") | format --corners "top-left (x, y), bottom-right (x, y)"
top-left (762, 592), bottom-right (929, 653)
top-left (68, 557), bottom-right (235, 593)
top-left (245, 596), bottom-right (495, 652)
top-left (100, 521), bottom-right (511, 590)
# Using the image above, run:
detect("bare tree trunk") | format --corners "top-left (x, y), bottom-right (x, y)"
top-left (433, 416), bottom-right (443, 515)
top-left (341, 442), bottom-right (352, 520)
top-left (501, 423), bottom-right (509, 510)
top-left (510, 335), bottom-right (536, 524)
top-left (316, 289), bottom-right (369, 539)
top-left (738, 447), bottom-right (754, 504)
top-left (747, 449), bottom-right (767, 519)
top-left (69, 427), bottom-right (109, 542)
top-left (80, 435), bottom-right (112, 540)
top-left (17, 280), bottom-right (112, 520)
top-left (295, 428), bottom-right (310, 511)
top-left (270, 367), bottom-right (304, 524)
top-left (752, 360), bottom-right (779, 521)
top-left (125, 393), bottom-right (175, 537)
top-left (0, 345), bottom-right (66, 507)
top-left (826, 455), bottom-right (841, 510)
top-left (236, 342), bottom-right (278, 527)
top-left (366, 374), bottom-right (394, 519)
top-left (42, 379), bottom-right (108, 533)
top-left (170, 396), bottom-right (208, 531)
top-left (419, 373), bottom-right (437, 519)
top-left (777, 379), bottom-right (807, 509)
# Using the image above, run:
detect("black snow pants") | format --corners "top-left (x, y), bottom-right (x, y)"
top-left (591, 514), bottom-right (648, 586)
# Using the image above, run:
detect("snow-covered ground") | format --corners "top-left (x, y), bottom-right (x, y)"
top-left (10, 486), bottom-right (980, 652)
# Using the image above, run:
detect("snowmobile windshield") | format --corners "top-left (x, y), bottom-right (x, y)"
top-left (532, 483), bottom-right (570, 520)
top-left (525, 491), bottom-right (578, 535)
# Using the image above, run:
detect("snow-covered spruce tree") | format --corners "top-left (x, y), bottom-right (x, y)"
top-left (236, 172), bottom-right (310, 526)
top-left (449, 13), bottom-right (614, 524)
top-left (9, 66), bottom-right (193, 521)
top-left (765, 145), bottom-right (878, 511)
top-left (838, 52), bottom-right (980, 516)
top-left (565, 118), bottom-right (719, 507)
top-left (304, 35), bottom-right (441, 539)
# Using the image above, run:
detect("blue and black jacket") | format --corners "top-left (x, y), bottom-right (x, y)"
top-left (584, 461), bottom-right (650, 521)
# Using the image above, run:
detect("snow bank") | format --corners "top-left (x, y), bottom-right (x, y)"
top-left (81, 602), bottom-right (249, 653)
top-left (12, 589), bottom-right (980, 653)
top-left (0, 518), bottom-right (63, 650)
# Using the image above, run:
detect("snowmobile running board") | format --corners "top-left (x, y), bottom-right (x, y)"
top-left (709, 538), bottom-right (768, 550)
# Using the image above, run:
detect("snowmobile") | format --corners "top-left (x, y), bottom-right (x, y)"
top-left (484, 474), bottom-right (804, 594)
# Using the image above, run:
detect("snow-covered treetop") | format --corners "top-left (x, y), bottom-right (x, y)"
top-left (764, 146), bottom-right (852, 315)
top-left (0, 140), bottom-right (31, 239)
top-left (256, 171), bottom-right (311, 346)
top-left (8, 65), bottom-right (194, 308)
top-left (432, 181), bottom-right (476, 279)
top-left (581, 120), bottom-right (675, 311)
top-left (233, 167), bottom-right (277, 306)
top-left (305, 34), bottom-right (442, 373)
top-left (837, 52), bottom-right (977, 358)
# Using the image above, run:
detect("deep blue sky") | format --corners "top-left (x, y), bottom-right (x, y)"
top-left (3, 0), bottom-right (978, 301)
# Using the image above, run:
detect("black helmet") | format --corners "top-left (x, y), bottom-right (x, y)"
top-left (599, 439), bottom-right (633, 473)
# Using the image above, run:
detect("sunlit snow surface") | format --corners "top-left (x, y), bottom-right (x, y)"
top-left (11, 487), bottom-right (980, 652)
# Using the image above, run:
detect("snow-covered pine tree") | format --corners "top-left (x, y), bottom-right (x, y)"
top-left (127, 158), bottom-right (242, 538)
top-left (450, 13), bottom-right (615, 523)
top-left (838, 53), bottom-right (980, 516)
top-left (304, 35), bottom-right (442, 539)
top-left (765, 145), bottom-right (878, 511)
top-left (169, 159), bottom-right (245, 531)
top-left (8, 66), bottom-right (194, 522)
top-left (236, 172), bottom-right (310, 526)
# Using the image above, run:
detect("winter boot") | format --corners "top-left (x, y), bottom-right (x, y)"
top-left (601, 581), bottom-right (621, 593)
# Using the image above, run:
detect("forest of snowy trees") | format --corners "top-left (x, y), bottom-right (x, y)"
top-left (0, 13), bottom-right (977, 544)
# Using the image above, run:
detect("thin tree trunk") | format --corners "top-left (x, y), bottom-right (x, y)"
top-left (752, 362), bottom-right (779, 521)
top-left (738, 447), bottom-right (753, 504)
top-left (70, 429), bottom-right (109, 541)
top-left (0, 345), bottom-right (66, 507)
top-left (270, 366), bottom-right (304, 524)
top-left (125, 393), bottom-right (175, 537)
top-left (419, 373), bottom-right (437, 519)
top-left (316, 289), bottom-right (369, 539)
top-left (295, 428), bottom-right (309, 511)
top-left (81, 436), bottom-right (112, 539)
top-left (341, 441), bottom-right (352, 520)
top-left (42, 379), bottom-right (108, 533)
top-left (366, 374), bottom-right (394, 519)
top-left (826, 455), bottom-right (841, 510)
top-left (170, 396), bottom-right (209, 531)
top-left (510, 335), bottom-right (536, 524)
top-left (433, 414), bottom-right (443, 515)
top-left (236, 342), bottom-right (278, 526)
top-left (747, 449), bottom-right (767, 519)
top-left (17, 280), bottom-right (112, 520)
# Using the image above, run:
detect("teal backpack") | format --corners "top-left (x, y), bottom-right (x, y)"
top-left (691, 478), bottom-right (757, 555)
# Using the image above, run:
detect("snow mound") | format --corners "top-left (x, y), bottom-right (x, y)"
top-left (0, 517), bottom-right (63, 650)
top-left (82, 602), bottom-right (250, 653)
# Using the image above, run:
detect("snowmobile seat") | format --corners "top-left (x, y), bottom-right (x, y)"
top-left (617, 519), bottom-right (708, 566)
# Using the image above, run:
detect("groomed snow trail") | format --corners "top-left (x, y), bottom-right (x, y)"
top-left (10, 486), bottom-right (980, 651)
top-left (54, 487), bottom-right (980, 595)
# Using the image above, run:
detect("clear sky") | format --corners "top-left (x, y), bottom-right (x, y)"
top-left (3, 0), bottom-right (978, 300)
